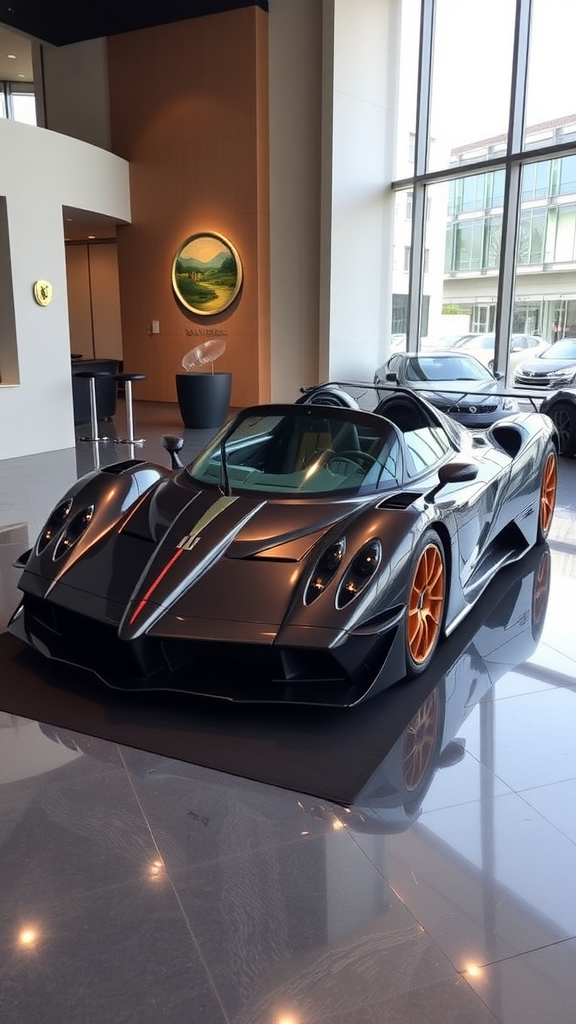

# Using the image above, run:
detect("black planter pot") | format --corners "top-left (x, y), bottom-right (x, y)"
top-left (176, 372), bottom-right (232, 429)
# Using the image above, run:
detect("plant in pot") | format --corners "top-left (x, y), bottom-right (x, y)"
top-left (175, 338), bottom-right (232, 429)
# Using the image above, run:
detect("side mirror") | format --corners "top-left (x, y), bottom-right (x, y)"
top-left (438, 461), bottom-right (478, 484)
top-left (493, 370), bottom-right (504, 380)
top-left (162, 434), bottom-right (185, 469)
top-left (386, 371), bottom-right (398, 382)
top-left (426, 461), bottom-right (478, 503)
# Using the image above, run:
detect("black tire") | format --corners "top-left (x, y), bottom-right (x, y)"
top-left (405, 531), bottom-right (446, 677)
top-left (547, 401), bottom-right (576, 457)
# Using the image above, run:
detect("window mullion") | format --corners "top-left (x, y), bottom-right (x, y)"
top-left (407, 0), bottom-right (434, 352)
top-left (494, 0), bottom-right (532, 374)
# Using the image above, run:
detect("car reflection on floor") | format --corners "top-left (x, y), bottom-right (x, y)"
top-left (39, 543), bottom-right (551, 837)
top-left (301, 542), bottom-right (551, 833)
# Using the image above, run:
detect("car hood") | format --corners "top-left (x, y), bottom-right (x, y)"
top-left (412, 381), bottom-right (500, 406)
top-left (30, 471), bottom-right (405, 643)
top-left (517, 357), bottom-right (576, 375)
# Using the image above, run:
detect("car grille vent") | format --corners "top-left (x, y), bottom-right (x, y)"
top-left (435, 403), bottom-right (498, 414)
top-left (102, 460), bottom-right (145, 474)
top-left (515, 372), bottom-right (561, 387)
top-left (377, 492), bottom-right (419, 510)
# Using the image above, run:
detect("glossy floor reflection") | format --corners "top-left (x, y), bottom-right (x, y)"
top-left (0, 401), bottom-right (575, 1024)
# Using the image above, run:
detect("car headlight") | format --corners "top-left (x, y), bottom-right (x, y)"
top-left (549, 368), bottom-right (572, 378)
top-left (305, 538), bottom-right (346, 604)
top-left (36, 498), bottom-right (73, 553)
top-left (502, 396), bottom-right (519, 412)
top-left (337, 539), bottom-right (382, 608)
top-left (53, 505), bottom-right (95, 559)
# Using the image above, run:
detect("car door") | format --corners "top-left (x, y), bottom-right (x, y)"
top-left (436, 442), bottom-right (512, 591)
top-left (399, 417), bottom-right (513, 595)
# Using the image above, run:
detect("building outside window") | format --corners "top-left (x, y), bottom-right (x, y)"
top-left (0, 81), bottom-right (36, 125)
top-left (390, 0), bottom-right (576, 376)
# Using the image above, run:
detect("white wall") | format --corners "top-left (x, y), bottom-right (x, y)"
top-left (0, 118), bottom-right (130, 460)
top-left (268, 0), bottom-right (324, 401)
top-left (321, 0), bottom-right (401, 383)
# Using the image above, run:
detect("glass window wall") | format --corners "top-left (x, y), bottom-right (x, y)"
top-left (393, 0), bottom-right (576, 382)
top-left (0, 82), bottom-right (36, 125)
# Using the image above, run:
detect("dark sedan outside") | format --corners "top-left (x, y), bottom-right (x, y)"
top-left (512, 339), bottom-right (576, 456)
top-left (374, 351), bottom-right (519, 428)
top-left (513, 338), bottom-right (576, 389)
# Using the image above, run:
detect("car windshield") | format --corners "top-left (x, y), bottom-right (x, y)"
top-left (404, 355), bottom-right (493, 383)
top-left (187, 406), bottom-right (403, 495)
top-left (541, 339), bottom-right (576, 359)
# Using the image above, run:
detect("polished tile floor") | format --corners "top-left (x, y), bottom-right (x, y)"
top-left (1, 400), bottom-right (575, 1024)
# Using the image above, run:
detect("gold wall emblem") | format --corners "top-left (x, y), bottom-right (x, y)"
top-left (33, 280), bottom-right (53, 306)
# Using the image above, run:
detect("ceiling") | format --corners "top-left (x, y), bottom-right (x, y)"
top-left (0, 0), bottom-right (267, 48)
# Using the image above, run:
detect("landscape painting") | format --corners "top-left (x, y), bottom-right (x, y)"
top-left (172, 232), bottom-right (243, 315)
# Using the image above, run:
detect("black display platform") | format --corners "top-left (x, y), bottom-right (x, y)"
top-left (0, 631), bottom-right (445, 806)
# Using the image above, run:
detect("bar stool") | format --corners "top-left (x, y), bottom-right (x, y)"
top-left (76, 371), bottom-right (113, 442)
top-left (113, 372), bottom-right (147, 443)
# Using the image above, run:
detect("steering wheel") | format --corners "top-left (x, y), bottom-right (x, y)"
top-left (326, 451), bottom-right (377, 475)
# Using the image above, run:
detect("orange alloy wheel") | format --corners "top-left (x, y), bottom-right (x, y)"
top-left (407, 542), bottom-right (445, 666)
top-left (539, 452), bottom-right (557, 539)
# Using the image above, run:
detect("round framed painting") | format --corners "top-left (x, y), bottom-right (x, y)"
top-left (171, 231), bottom-right (243, 316)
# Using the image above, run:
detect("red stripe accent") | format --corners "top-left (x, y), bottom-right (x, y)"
top-left (129, 547), bottom-right (184, 625)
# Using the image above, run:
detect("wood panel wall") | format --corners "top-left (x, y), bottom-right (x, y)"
top-left (65, 242), bottom-right (123, 360)
top-left (107, 6), bottom-right (270, 407)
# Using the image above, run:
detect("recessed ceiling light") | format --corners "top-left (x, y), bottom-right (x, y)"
top-left (7, 53), bottom-right (17, 59)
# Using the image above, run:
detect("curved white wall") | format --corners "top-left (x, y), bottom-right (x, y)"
top-left (0, 118), bottom-right (130, 460)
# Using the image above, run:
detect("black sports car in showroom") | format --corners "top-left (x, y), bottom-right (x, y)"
top-left (374, 351), bottom-right (519, 427)
top-left (8, 393), bottom-right (557, 707)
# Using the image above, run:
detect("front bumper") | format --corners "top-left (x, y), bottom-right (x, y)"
top-left (9, 594), bottom-right (407, 707)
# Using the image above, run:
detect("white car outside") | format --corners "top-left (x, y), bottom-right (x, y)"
top-left (449, 333), bottom-right (549, 373)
